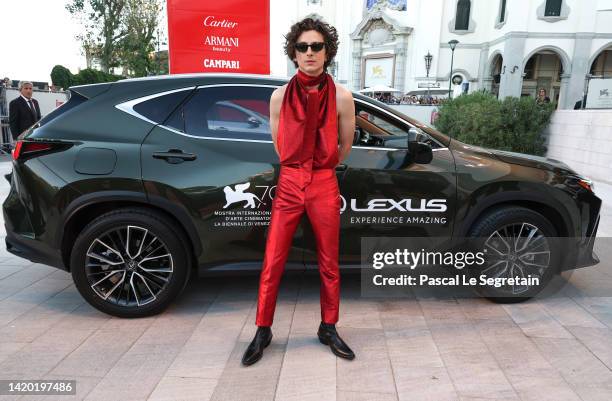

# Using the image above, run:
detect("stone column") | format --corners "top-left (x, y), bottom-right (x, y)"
top-left (394, 38), bottom-right (407, 94)
top-left (564, 33), bottom-right (593, 109)
top-left (352, 39), bottom-right (363, 91)
top-left (558, 73), bottom-right (572, 109)
top-left (498, 33), bottom-right (527, 99)
top-left (477, 45), bottom-right (490, 90)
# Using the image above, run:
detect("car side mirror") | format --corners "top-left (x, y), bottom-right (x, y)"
top-left (247, 117), bottom-right (261, 127)
top-left (408, 141), bottom-right (433, 164)
top-left (407, 127), bottom-right (419, 143)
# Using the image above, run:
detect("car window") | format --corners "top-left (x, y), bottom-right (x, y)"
top-left (355, 104), bottom-right (409, 148)
top-left (133, 89), bottom-right (193, 124)
top-left (165, 86), bottom-right (274, 139)
top-left (357, 109), bottom-right (407, 137)
top-left (355, 104), bottom-right (442, 149)
top-left (208, 104), bottom-right (250, 123)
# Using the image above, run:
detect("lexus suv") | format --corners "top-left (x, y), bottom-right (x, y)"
top-left (3, 73), bottom-right (601, 317)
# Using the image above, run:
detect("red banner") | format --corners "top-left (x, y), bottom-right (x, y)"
top-left (167, 0), bottom-right (270, 74)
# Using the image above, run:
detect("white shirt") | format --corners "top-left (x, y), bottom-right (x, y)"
top-left (21, 95), bottom-right (35, 113)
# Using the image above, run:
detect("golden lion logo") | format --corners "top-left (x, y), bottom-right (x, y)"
top-left (372, 65), bottom-right (384, 78)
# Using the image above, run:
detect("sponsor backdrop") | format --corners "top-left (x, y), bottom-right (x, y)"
top-left (167, 0), bottom-right (270, 74)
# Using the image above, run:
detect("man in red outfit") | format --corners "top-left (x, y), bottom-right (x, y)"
top-left (242, 17), bottom-right (356, 366)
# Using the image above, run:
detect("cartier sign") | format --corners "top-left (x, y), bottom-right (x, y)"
top-left (167, 0), bottom-right (270, 74)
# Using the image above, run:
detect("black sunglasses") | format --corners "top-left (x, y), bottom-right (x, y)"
top-left (295, 42), bottom-right (325, 53)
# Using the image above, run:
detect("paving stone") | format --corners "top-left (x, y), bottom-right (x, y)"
top-left (83, 288), bottom-right (213, 401)
top-left (337, 390), bottom-right (398, 401)
top-left (503, 303), bottom-right (574, 338)
top-left (0, 285), bottom-right (83, 343)
top-left (565, 326), bottom-right (612, 370)
top-left (335, 327), bottom-right (396, 396)
top-left (533, 337), bottom-right (612, 388)
top-left (505, 374), bottom-right (581, 401)
top-left (148, 376), bottom-right (217, 401)
top-left (539, 296), bottom-right (607, 328)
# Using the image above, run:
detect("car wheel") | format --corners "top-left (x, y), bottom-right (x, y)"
top-left (467, 206), bottom-right (560, 303)
top-left (70, 207), bottom-right (191, 318)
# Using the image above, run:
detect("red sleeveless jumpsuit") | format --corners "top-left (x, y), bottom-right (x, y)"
top-left (255, 80), bottom-right (341, 327)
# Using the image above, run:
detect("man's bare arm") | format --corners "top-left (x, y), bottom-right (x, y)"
top-left (269, 86), bottom-right (284, 157)
top-left (337, 86), bottom-right (355, 164)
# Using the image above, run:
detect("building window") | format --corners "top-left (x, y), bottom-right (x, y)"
top-left (455, 0), bottom-right (471, 30)
top-left (499, 0), bottom-right (507, 23)
top-left (544, 0), bottom-right (562, 17)
top-left (537, 0), bottom-right (569, 22)
top-left (366, 0), bottom-right (407, 11)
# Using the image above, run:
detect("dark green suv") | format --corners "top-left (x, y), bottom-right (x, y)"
top-left (3, 74), bottom-right (601, 317)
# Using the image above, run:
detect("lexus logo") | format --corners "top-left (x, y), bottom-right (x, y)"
top-left (340, 197), bottom-right (447, 214)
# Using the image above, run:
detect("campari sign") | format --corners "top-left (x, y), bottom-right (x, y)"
top-left (167, 0), bottom-right (270, 74)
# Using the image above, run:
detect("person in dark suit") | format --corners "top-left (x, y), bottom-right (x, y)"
top-left (9, 81), bottom-right (41, 140)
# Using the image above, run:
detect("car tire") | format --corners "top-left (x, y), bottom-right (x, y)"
top-left (467, 206), bottom-right (560, 303)
top-left (70, 207), bottom-right (192, 318)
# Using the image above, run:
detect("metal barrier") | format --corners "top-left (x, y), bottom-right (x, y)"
top-left (0, 85), bottom-right (12, 155)
top-left (0, 83), bottom-right (15, 155)
top-left (0, 115), bottom-right (12, 155)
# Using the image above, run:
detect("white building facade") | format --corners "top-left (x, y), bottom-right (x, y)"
top-left (269, 0), bottom-right (612, 109)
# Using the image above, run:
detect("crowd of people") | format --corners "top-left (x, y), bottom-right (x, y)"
top-left (369, 87), bottom-right (577, 108)
top-left (370, 92), bottom-right (444, 105)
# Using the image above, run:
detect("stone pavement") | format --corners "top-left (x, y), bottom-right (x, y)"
top-left (0, 157), bottom-right (611, 401)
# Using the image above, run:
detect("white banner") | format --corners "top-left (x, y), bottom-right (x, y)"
top-left (586, 78), bottom-right (612, 109)
top-left (364, 57), bottom-right (394, 88)
top-left (4, 88), bottom-right (68, 117)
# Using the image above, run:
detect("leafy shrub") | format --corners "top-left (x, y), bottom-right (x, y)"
top-left (49, 65), bottom-right (125, 88)
top-left (71, 68), bottom-right (124, 85)
top-left (50, 65), bottom-right (73, 90)
top-left (434, 91), bottom-right (555, 156)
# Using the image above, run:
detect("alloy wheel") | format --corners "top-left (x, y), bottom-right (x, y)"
top-left (84, 225), bottom-right (174, 306)
top-left (480, 222), bottom-right (551, 295)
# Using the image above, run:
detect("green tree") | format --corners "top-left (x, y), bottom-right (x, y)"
top-left (434, 92), bottom-right (555, 156)
top-left (119, 0), bottom-right (162, 77)
top-left (66, 0), bottom-right (127, 73)
top-left (50, 65), bottom-right (73, 90)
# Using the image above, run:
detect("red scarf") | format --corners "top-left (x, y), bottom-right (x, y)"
top-left (277, 69), bottom-right (338, 170)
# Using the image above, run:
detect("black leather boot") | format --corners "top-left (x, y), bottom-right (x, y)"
top-left (317, 322), bottom-right (355, 360)
top-left (242, 326), bottom-right (273, 366)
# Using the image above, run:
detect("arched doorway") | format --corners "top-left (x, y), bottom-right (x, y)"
top-left (521, 50), bottom-right (566, 105)
top-left (490, 54), bottom-right (503, 97)
top-left (590, 45), bottom-right (612, 76)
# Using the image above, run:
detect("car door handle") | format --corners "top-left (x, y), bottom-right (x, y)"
top-left (152, 149), bottom-right (197, 163)
top-left (335, 163), bottom-right (347, 171)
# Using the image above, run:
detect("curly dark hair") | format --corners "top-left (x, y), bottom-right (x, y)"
top-left (283, 17), bottom-right (339, 72)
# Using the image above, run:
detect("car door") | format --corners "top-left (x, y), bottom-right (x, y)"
top-left (139, 83), bottom-right (305, 271)
top-left (304, 99), bottom-right (457, 269)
